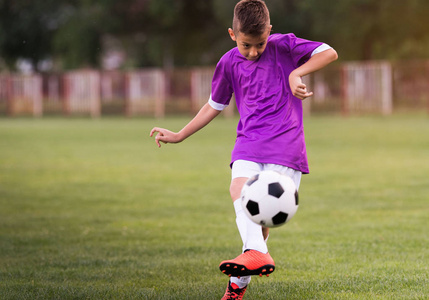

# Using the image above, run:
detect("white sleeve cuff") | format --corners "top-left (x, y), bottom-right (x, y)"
top-left (208, 94), bottom-right (228, 111)
top-left (311, 43), bottom-right (332, 56)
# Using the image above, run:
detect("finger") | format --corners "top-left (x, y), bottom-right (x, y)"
top-left (297, 83), bottom-right (307, 90)
top-left (150, 127), bottom-right (160, 137)
top-left (301, 91), bottom-right (314, 100)
top-left (297, 87), bottom-right (312, 96)
top-left (294, 90), bottom-right (306, 99)
top-left (155, 134), bottom-right (162, 147)
top-left (156, 133), bottom-right (170, 147)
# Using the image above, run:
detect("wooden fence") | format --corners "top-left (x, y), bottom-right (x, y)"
top-left (342, 61), bottom-right (392, 115)
top-left (0, 74), bottom-right (43, 116)
top-left (0, 61), bottom-right (428, 117)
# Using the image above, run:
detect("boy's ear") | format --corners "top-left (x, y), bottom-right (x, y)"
top-left (228, 28), bottom-right (236, 41)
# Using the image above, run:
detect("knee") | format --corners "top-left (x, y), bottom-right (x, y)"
top-left (229, 183), bottom-right (238, 200)
top-left (230, 177), bottom-right (248, 201)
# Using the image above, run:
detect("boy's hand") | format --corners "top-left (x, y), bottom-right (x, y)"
top-left (150, 127), bottom-right (181, 148)
top-left (289, 73), bottom-right (313, 100)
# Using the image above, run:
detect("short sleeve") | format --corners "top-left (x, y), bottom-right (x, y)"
top-left (277, 33), bottom-right (323, 68)
top-left (211, 53), bottom-right (234, 107)
top-left (311, 43), bottom-right (332, 56)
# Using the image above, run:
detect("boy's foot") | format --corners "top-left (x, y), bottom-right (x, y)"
top-left (221, 281), bottom-right (247, 300)
top-left (219, 250), bottom-right (275, 277)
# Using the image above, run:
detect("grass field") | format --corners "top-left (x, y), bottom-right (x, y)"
top-left (0, 115), bottom-right (428, 299)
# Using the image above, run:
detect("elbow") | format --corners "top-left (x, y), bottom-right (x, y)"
top-left (329, 48), bottom-right (339, 62)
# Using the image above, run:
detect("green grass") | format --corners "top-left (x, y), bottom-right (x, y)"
top-left (0, 115), bottom-right (428, 299)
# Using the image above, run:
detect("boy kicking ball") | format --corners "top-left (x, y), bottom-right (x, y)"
top-left (150, 0), bottom-right (338, 299)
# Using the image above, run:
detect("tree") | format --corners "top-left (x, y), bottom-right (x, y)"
top-left (0, 0), bottom-right (60, 71)
top-left (1, 0), bottom-right (429, 71)
top-left (298, 0), bottom-right (429, 60)
top-left (109, 0), bottom-right (226, 68)
top-left (53, 3), bottom-right (106, 69)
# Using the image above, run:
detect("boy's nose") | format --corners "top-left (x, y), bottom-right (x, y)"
top-left (249, 48), bottom-right (258, 58)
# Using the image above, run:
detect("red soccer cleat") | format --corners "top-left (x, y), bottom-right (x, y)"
top-left (221, 281), bottom-right (247, 300)
top-left (219, 250), bottom-right (275, 277)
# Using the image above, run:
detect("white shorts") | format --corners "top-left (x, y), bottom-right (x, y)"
top-left (231, 160), bottom-right (302, 190)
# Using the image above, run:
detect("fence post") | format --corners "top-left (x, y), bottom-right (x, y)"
top-left (155, 69), bottom-right (165, 118)
top-left (6, 75), bottom-right (13, 116)
top-left (63, 73), bottom-right (70, 115)
top-left (380, 62), bottom-right (392, 115)
top-left (90, 71), bottom-right (101, 118)
top-left (190, 69), bottom-right (199, 114)
top-left (124, 72), bottom-right (130, 117)
top-left (341, 66), bottom-right (349, 116)
top-left (33, 75), bottom-right (43, 117)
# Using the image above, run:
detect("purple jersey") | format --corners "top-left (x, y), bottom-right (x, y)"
top-left (210, 33), bottom-right (323, 174)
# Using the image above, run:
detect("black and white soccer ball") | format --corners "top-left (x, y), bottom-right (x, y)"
top-left (241, 170), bottom-right (299, 228)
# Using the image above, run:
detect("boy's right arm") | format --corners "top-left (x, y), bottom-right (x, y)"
top-left (150, 102), bottom-right (221, 148)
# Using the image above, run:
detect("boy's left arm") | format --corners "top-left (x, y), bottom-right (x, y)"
top-left (289, 48), bottom-right (338, 100)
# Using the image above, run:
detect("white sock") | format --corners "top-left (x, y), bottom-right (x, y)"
top-left (233, 199), bottom-right (268, 254)
top-left (231, 199), bottom-right (267, 289)
top-left (244, 215), bottom-right (268, 253)
top-left (234, 199), bottom-right (247, 249)
top-left (231, 200), bottom-right (252, 288)
top-left (230, 275), bottom-right (251, 289)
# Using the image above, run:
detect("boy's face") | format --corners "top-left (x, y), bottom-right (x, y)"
top-left (228, 26), bottom-right (272, 61)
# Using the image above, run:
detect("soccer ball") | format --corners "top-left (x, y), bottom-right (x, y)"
top-left (241, 170), bottom-right (299, 228)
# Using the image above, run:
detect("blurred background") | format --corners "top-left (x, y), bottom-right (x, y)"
top-left (0, 0), bottom-right (429, 117)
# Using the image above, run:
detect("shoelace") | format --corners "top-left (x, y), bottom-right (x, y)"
top-left (225, 284), bottom-right (245, 300)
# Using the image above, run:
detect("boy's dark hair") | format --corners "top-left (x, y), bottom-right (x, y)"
top-left (233, 0), bottom-right (270, 36)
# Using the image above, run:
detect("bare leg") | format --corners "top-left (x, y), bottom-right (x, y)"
top-left (262, 227), bottom-right (269, 241)
top-left (229, 177), bottom-right (249, 201)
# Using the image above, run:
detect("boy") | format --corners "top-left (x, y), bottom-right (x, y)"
top-left (150, 0), bottom-right (338, 298)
